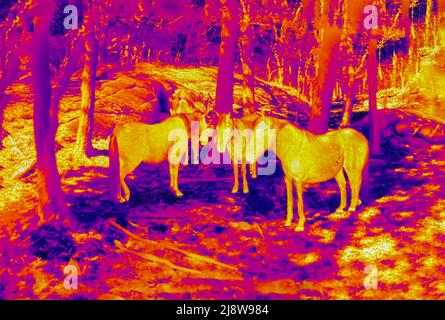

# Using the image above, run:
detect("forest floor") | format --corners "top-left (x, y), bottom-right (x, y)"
top-left (0, 51), bottom-right (445, 299)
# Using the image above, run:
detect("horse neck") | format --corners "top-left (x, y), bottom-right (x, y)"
top-left (175, 113), bottom-right (196, 136)
top-left (268, 117), bottom-right (291, 133)
top-left (270, 118), bottom-right (309, 155)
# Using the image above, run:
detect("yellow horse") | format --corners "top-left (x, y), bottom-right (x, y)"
top-left (109, 113), bottom-right (208, 203)
top-left (216, 113), bottom-right (258, 194)
top-left (246, 116), bottom-right (369, 231)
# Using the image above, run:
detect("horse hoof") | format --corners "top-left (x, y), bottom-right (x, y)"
top-left (335, 208), bottom-right (346, 214)
top-left (119, 194), bottom-right (130, 203)
top-left (243, 187), bottom-right (249, 194)
top-left (295, 225), bottom-right (305, 232)
top-left (175, 191), bottom-right (184, 197)
top-left (232, 188), bottom-right (239, 194)
top-left (348, 200), bottom-right (362, 212)
top-left (285, 221), bottom-right (292, 227)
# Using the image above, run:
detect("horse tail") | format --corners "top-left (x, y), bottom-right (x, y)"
top-left (339, 128), bottom-right (370, 204)
top-left (109, 133), bottom-right (121, 203)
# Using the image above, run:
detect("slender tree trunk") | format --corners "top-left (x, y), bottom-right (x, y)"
top-left (0, 49), bottom-right (18, 148)
top-left (368, 33), bottom-right (381, 156)
top-left (339, 1), bottom-right (356, 128)
top-left (439, 1), bottom-right (445, 46)
top-left (425, 0), bottom-right (433, 47)
top-left (76, 32), bottom-right (99, 157)
top-left (266, 57), bottom-right (272, 82)
top-left (302, 0), bottom-right (315, 26)
top-left (401, 0), bottom-right (410, 52)
top-left (0, 7), bottom-right (24, 149)
top-left (340, 66), bottom-right (355, 128)
top-left (215, 0), bottom-right (239, 114)
top-left (101, 28), bottom-right (108, 63)
top-left (308, 27), bottom-right (342, 134)
top-left (239, 1), bottom-right (255, 115)
top-left (275, 52), bottom-right (284, 86)
top-left (31, 0), bottom-right (68, 221)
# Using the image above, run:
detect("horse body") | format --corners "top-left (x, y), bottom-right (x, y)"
top-left (216, 113), bottom-right (258, 194)
top-left (277, 126), bottom-right (345, 183)
top-left (110, 113), bottom-right (206, 203)
top-left (250, 116), bottom-right (369, 231)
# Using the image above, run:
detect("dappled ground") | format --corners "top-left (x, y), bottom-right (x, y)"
top-left (0, 61), bottom-right (444, 299)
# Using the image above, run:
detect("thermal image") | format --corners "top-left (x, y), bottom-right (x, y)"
top-left (0, 0), bottom-right (444, 302)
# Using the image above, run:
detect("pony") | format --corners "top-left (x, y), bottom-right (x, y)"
top-left (109, 113), bottom-right (208, 203)
top-left (216, 113), bottom-right (258, 194)
top-left (246, 116), bottom-right (369, 231)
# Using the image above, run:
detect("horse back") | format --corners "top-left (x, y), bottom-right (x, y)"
top-left (276, 126), bottom-right (344, 182)
top-left (114, 117), bottom-right (188, 164)
top-left (336, 128), bottom-right (370, 159)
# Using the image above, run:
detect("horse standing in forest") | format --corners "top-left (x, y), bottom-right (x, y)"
top-left (216, 113), bottom-right (258, 194)
top-left (246, 116), bottom-right (369, 231)
top-left (109, 113), bottom-right (208, 203)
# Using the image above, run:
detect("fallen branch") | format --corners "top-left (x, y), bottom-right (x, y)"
top-left (15, 159), bottom-right (37, 180)
top-left (114, 240), bottom-right (202, 274)
top-left (253, 222), bottom-right (265, 239)
top-left (109, 219), bottom-right (238, 271)
top-left (128, 220), bottom-right (149, 232)
top-left (401, 107), bottom-right (445, 125)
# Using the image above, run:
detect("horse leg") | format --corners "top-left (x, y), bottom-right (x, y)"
top-left (169, 163), bottom-right (174, 189)
top-left (334, 170), bottom-right (347, 213)
top-left (294, 181), bottom-right (305, 232)
top-left (174, 163), bottom-right (184, 197)
top-left (343, 142), bottom-right (367, 212)
top-left (169, 163), bottom-right (184, 197)
top-left (232, 162), bottom-right (239, 193)
top-left (119, 160), bottom-right (140, 203)
top-left (284, 175), bottom-right (294, 227)
top-left (241, 158), bottom-right (249, 194)
top-left (250, 162), bottom-right (257, 179)
top-left (347, 170), bottom-right (362, 212)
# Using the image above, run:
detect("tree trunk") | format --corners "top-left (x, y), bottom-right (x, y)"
top-left (0, 8), bottom-right (24, 149)
top-left (239, 1), bottom-right (255, 116)
top-left (31, 0), bottom-right (68, 221)
top-left (401, 0), bottom-right (410, 52)
top-left (308, 27), bottom-right (342, 134)
top-left (368, 33), bottom-right (381, 156)
top-left (215, 0), bottom-right (239, 114)
top-left (439, 1), bottom-right (445, 46)
top-left (340, 66), bottom-right (355, 128)
top-left (76, 32), bottom-right (99, 157)
top-left (302, 0), bottom-right (315, 26)
top-left (273, 49), bottom-right (284, 86)
top-left (425, 0), bottom-right (433, 47)
top-left (0, 50), bottom-right (19, 148)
